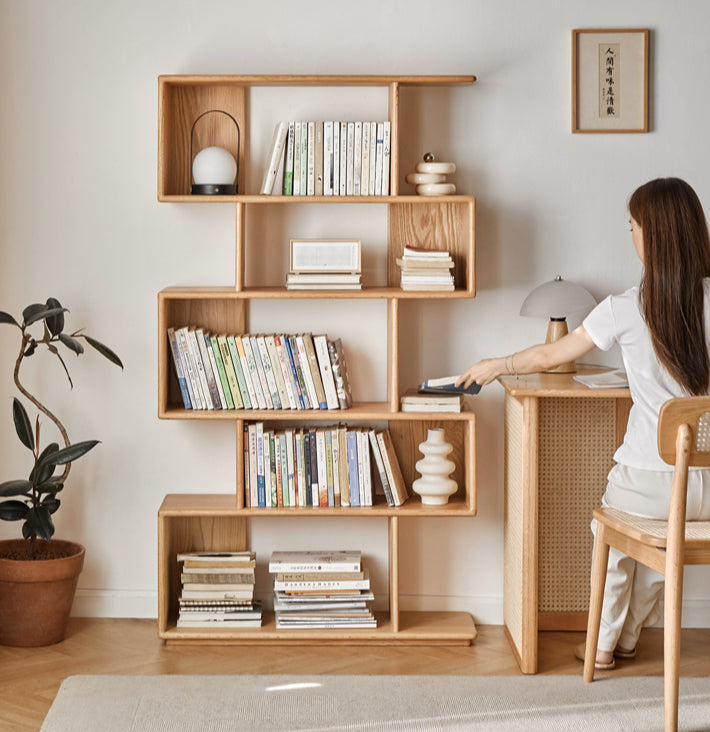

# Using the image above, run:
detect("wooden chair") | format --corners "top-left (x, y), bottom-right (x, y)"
top-left (583, 396), bottom-right (710, 732)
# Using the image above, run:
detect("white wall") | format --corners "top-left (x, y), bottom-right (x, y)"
top-left (1, 0), bottom-right (710, 625)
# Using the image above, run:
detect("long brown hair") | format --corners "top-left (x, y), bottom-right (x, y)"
top-left (630, 177), bottom-right (710, 395)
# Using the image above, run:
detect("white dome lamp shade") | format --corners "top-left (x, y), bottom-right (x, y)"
top-left (519, 275), bottom-right (597, 373)
top-left (190, 110), bottom-right (240, 195)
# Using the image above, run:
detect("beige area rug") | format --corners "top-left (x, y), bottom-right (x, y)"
top-left (41, 674), bottom-right (710, 731)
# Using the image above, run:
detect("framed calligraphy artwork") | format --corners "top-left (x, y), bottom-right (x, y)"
top-left (572, 29), bottom-right (649, 133)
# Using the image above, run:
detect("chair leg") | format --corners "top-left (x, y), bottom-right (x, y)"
top-left (664, 564), bottom-right (683, 731)
top-left (584, 522), bottom-right (610, 682)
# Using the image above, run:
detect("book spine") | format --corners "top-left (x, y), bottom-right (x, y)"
top-left (332, 121), bottom-right (340, 196)
top-left (273, 578), bottom-right (370, 591)
top-left (248, 423), bottom-right (259, 507)
top-left (346, 430), bottom-right (360, 506)
top-left (328, 338), bottom-right (353, 409)
top-left (274, 431), bottom-right (284, 507)
top-left (175, 328), bottom-right (199, 408)
top-left (313, 334), bottom-right (340, 409)
top-left (331, 426), bottom-right (340, 507)
top-left (210, 335), bottom-right (234, 409)
top-left (295, 429), bottom-right (305, 507)
top-left (346, 121), bottom-right (355, 195)
top-left (338, 426), bottom-right (350, 507)
top-left (353, 121), bottom-right (362, 196)
top-left (293, 121), bottom-right (302, 196)
top-left (306, 121), bottom-right (316, 196)
top-left (301, 333), bottom-right (328, 409)
top-left (282, 121), bottom-right (295, 195)
top-left (260, 121), bottom-right (288, 195)
top-left (356, 429), bottom-right (367, 506)
top-left (368, 122), bottom-right (377, 195)
top-left (268, 431), bottom-right (278, 507)
top-left (378, 429), bottom-right (408, 506)
top-left (339, 122), bottom-right (347, 195)
top-left (361, 121), bottom-right (371, 196)
top-left (223, 336), bottom-right (248, 409)
top-left (369, 429), bottom-right (394, 506)
top-left (325, 428), bottom-right (335, 506)
top-left (316, 427), bottom-right (329, 506)
top-left (196, 328), bottom-right (222, 409)
top-left (240, 336), bottom-right (267, 409)
top-left (187, 328), bottom-right (213, 409)
top-left (381, 120), bottom-right (391, 195)
top-left (256, 335), bottom-right (281, 409)
top-left (203, 332), bottom-right (227, 409)
top-left (299, 121), bottom-right (308, 195)
top-left (315, 121), bottom-right (324, 196)
top-left (309, 430), bottom-right (319, 506)
top-left (374, 122), bottom-right (384, 196)
top-left (265, 334), bottom-right (290, 409)
top-left (323, 120), bottom-right (333, 196)
top-left (249, 335), bottom-right (273, 409)
top-left (303, 428), bottom-right (312, 507)
top-left (295, 335), bottom-right (320, 409)
top-left (256, 422), bottom-right (266, 507)
top-left (227, 335), bottom-right (256, 409)
top-left (287, 335), bottom-right (310, 409)
top-left (285, 429), bottom-right (296, 507)
top-left (274, 335), bottom-right (299, 409)
top-left (167, 327), bottom-right (192, 409)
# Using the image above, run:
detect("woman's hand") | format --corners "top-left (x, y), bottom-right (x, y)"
top-left (456, 358), bottom-right (506, 388)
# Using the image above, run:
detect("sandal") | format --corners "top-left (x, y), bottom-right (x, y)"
top-left (613, 646), bottom-right (637, 659)
top-left (574, 642), bottom-right (615, 670)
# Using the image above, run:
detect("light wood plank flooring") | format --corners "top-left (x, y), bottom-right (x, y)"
top-left (1, 619), bottom-right (708, 731)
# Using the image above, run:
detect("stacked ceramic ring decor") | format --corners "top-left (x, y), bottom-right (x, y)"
top-left (405, 153), bottom-right (456, 196)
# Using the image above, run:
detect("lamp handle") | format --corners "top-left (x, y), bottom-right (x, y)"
top-left (189, 110), bottom-right (241, 189)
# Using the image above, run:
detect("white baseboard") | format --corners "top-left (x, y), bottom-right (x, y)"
top-left (71, 589), bottom-right (710, 629)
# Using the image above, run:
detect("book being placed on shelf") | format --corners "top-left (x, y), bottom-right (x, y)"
top-left (400, 387), bottom-right (463, 413)
top-left (418, 375), bottom-right (481, 395)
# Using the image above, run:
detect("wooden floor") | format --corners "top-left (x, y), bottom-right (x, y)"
top-left (1, 619), bottom-right (709, 731)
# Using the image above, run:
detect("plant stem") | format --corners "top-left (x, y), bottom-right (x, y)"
top-left (14, 331), bottom-right (71, 482)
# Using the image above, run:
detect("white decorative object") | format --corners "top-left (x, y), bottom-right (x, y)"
top-left (412, 428), bottom-right (457, 505)
top-left (192, 146), bottom-right (237, 187)
top-left (406, 153), bottom-right (457, 196)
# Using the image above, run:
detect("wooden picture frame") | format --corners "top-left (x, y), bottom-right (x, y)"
top-left (572, 29), bottom-right (649, 133)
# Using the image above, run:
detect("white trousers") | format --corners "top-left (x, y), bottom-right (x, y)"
top-left (593, 463), bottom-right (710, 653)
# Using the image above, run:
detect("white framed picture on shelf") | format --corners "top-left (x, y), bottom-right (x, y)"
top-left (290, 239), bottom-right (361, 274)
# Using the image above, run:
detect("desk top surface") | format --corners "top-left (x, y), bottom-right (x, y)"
top-left (498, 364), bottom-right (632, 398)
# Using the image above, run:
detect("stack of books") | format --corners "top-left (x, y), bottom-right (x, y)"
top-left (396, 245), bottom-right (455, 291)
top-left (176, 551), bottom-right (262, 629)
top-left (400, 388), bottom-right (463, 413)
top-left (243, 425), bottom-right (408, 509)
top-left (269, 550), bottom-right (376, 629)
top-left (286, 272), bottom-right (362, 290)
top-left (167, 329), bottom-right (352, 412)
top-left (261, 121), bottom-right (391, 197)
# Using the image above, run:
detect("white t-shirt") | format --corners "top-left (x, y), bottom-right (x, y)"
top-left (583, 279), bottom-right (710, 470)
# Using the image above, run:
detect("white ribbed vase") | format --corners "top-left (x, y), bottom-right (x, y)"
top-left (412, 428), bottom-right (457, 505)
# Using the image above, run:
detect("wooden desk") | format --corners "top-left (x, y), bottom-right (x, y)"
top-left (499, 367), bottom-right (632, 673)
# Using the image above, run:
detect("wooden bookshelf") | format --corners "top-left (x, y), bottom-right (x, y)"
top-left (156, 73), bottom-right (477, 645)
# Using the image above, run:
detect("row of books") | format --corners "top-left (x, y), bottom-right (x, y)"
top-left (242, 424), bottom-right (409, 509)
top-left (176, 551), bottom-right (262, 629)
top-left (168, 328), bottom-right (352, 411)
top-left (269, 550), bottom-right (376, 629)
top-left (396, 245), bottom-right (455, 291)
top-left (261, 120), bottom-right (391, 197)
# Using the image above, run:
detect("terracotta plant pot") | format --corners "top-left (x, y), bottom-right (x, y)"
top-left (0, 538), bottom-right (85, 647)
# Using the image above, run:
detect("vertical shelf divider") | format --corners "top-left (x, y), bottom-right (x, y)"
top-left (389, 515), bottom-right (400, 632)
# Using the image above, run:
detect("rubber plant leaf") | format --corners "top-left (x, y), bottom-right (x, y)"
top-left (12, 398), bottom-right (34, 452)
top-left (0, 500), bottom-right (31, 521)
top-left (0, 480), bottom-right (32, 497)
top-left (84, 335), bottom-right (124, 369)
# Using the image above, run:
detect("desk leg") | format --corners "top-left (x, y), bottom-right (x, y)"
top-left (503, 393), bottom-right (539, 673)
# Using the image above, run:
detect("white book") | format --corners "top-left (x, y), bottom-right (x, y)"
top-left (332, 121), bottom-right (341, 196)
top-left (256, 335), bottom-right (281, 409)
top-left (294, 335), bottom-right (320, 409)
top-left (295, 430), bottom-right (306, 507)
top-left (360, 121), bottom-right (371, 196)
top-left (248, 334), bottom-right (273, 409)
top-left (300, 121), bottom-right (309, 195)
top-left (176, 327), bottom-right (201, 409)
top-left (293, 121), bottom-right (302, 196)
top-left (264, 334), bottom-right (290, 410)
top-left (323, 121), bottom-right (334, 196)
top-left (201, 330), bottom-right (227, 409)
top-left (260, 121), bottom-right (288, 195)
top-left (282, 121), bottom-right (295, 195)
top-left (313, 334), bottom-right (340, 410)
top-left (268, 550), bottom-right (361, 573)
top-left (573, 369), bottom-right (629, 389)
top-left (381, 121), bottom-right (391, 195)
top-left (368, 121), bottom-right (377, 194)
top-left (339, 122), bottom-right (347, 195)
top-left (306, 121), bottom-right (316, 196)
top-left (374, 122), bottom-right (384, 195)
top-left (274, 335), bottom-right (299, 409)
top-left (315, 427), bottom-right (328, 506)
top-left (242, 336), bottom-right (268, 409)
top-left (368, 429), bottom-right (394, 506)
top-left (285, 428), bottom-right (296, 507)
top-left (315, 121), bottom-right (324, 196)
top-left (353, 121), bottom-right (362, 196)
top-left (345, 121), bottom-right (355, 195)
top-left (331, 426), bottom-right (341, 506)
top-left (233, 336), bottom-right (260, 410)
top-left (167, 327), bottom-right (192, 409)
top-left (187, 328), bottom-right (214, 409)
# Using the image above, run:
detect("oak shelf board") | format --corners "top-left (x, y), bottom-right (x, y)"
top-left (157, 194), bottom-right (476, 204)
top-left (160, 610), bottom-right (477, 645)
top-left (158, 402), bottom-right (478, 420)
top-left (159, 493), bottom-right (476, 518)
top-left (159, 286), bottom-right (474, 300)
top-left (159, 74), bottom-right (476, 88)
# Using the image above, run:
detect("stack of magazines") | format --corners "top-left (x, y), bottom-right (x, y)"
top-left (396, 245), bottom-right (454, 291)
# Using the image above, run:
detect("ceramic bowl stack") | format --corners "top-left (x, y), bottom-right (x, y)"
top-left (406, 154), bottom-right (456, 196)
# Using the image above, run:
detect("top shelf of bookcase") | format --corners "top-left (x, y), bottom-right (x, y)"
top-left (159, 74), bottom-right (476, 88)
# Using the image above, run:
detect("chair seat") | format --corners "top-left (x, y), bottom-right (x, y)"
top-left (594, 506), bottom-right (710, 550)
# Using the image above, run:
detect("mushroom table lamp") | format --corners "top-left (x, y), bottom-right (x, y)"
top-left (519, 275), bottom-right (596, 373)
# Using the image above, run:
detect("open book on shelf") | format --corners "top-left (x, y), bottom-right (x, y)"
top-left (573, 369), bottom-right (629, 389)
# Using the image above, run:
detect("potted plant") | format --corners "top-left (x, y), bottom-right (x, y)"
top-left (0, 298), bottom-right (122, 646)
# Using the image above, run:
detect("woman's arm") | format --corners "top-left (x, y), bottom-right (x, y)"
top-left (456, 325), bottom-right (597, 387)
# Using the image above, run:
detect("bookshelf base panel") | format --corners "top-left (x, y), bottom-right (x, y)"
top-left (160, 610), bottom-right (476, 646)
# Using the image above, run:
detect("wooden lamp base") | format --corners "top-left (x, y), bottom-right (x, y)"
top-left (544, 318), bottom-right (576, 373)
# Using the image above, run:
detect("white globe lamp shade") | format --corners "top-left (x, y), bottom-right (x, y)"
top-left (191, 146), bottom-right (238, 195)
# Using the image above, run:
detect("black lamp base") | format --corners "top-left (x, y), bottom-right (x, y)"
top-left (191, 184), bottom-right (238, 195)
